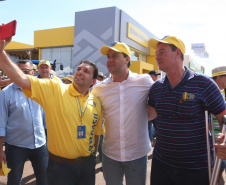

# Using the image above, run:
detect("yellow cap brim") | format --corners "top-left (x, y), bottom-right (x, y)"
top-left (212, 71), bottom-right (226, 77)
top-left (149, 38), bottom-right (169, 49)
top-left (100, 46), bottom-right (122, 55)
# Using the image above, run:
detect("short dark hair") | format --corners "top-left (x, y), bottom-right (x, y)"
top-left (169, 44), bottom-right (184, 61)
top-left (212, 75), bottom-right (226, 81)
top-left (122, 53), bottom-right (131, 68)
top-left (17, 60), bottom-right (33, 68)
top-left (80, 60), bottom-right (98, 79)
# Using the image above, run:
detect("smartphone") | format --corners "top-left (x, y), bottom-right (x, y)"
top-left (0, 20), bottom-right (17, 40)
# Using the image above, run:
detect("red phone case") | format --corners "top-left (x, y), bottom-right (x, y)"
top-left (0, 20), bottom-right (17, 40)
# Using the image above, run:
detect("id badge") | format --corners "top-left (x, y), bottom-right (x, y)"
top-left (78, 126), bottom-right (86, 139)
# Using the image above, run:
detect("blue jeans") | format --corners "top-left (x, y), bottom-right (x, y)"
top-left (102, 153), bottom-right (147, 185)
top-left (47, 155), bottom-right (96, 185)
top-left (151, 156), bottom-right (209, 185)
top-left (5, 143), bottom-right (48, 185)
top-left (148, 120), bottom-right (155, 142)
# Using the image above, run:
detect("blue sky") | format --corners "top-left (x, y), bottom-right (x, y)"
top-left (1, 0), bottom-right (225, 75)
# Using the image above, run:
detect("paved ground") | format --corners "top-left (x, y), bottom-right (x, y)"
top-left (0, 147), bottom-right (225, 185)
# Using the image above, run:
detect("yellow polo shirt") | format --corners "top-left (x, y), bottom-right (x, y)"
top-left (23, 76), bottom-right (103, 159)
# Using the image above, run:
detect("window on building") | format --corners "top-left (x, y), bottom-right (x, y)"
top-left (130, 50), bottom-right (147, 62)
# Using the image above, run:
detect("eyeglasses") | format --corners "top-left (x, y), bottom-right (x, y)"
top-left (21, 69), bottom-right (33, 74)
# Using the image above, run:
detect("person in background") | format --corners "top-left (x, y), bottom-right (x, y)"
top-left (95, 72), bottom-right (106, 166)
top-left (149, 70), bottom-right (160, 81)
top-left (97, 72), bottom-right (106, 82)
top-left (0, 77), bottom-right (12, 89)
top-left (148, 35), bottom-right (226, 185)
top-left (37, 60), bottom-right (61, 82)
top-left (211, 66), bottom-right (226, 184)
top-left (64, 74), bottom-right (73, 84)
top-left (0, 60), bottom-right (48, 185)
top-left (214, 134), bottom-right (226, 160)
top-left (33, 64), bottom-right (37, 76)
top-left (92, 42), bottom-right (154, 185)
top-left (148, 70), bottom-right (160, 145)
top-left (89, 72), bottom-right (105, 92)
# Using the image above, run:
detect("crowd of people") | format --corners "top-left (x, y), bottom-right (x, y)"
top-left (0, 35), bottom-right (226, 185)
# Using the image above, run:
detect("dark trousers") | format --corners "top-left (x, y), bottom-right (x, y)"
top-left (5, 143), bottom-right (48, 185)
top-left (151, 156), bottom-right (209, 185)
top-left (47, 155), bottom-right (96, 185)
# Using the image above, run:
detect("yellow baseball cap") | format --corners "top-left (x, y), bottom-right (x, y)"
top-left (149, 36), bottom-right (186, 55)
top-left (212, 66), bottom-right (226, 77)
top-left (38, 60), bottom-right (51, 67)
top-left (100, 42), bottom-right (131, 57)
top-left (66, 75), bottom-right (73, 82)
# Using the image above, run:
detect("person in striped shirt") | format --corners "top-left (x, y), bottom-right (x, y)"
top-left (148, 36), bottom-right (226, 185)
top-left (212, 66), bottom-right (226, 184)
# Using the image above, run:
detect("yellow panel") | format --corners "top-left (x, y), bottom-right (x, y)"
top-left (5, 41), bottom-right (34, 50)
top-left (127, 22), bottom-right (148, 48)
top-left (147, 47), bottom-right (159, 72)
top-left (129, 60), bottom-right (154, 74)
top-left (34, 26), bottom-right (74, 48)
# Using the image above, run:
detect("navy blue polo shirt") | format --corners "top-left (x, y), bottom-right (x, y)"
top-left (148, 66), bottom-right (226, 170)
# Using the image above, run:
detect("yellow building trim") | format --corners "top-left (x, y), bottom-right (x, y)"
top-left (127, 22), bottom-right (148, 47)
top-left (34, 26), bottom-right (74, 48)
top-left (129, 60), bottom-right (154, 74)
top-left (38, 48), bottom-right (42, 60)
top-left (5, 41), bottom-right (34, 50)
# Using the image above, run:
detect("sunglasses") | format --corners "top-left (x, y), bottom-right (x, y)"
top-left (98, 75), bottom-right (104, 79)
top-left (21, 69), bottom-right (33, 74)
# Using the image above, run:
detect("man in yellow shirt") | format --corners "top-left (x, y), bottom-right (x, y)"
top-left (0, 37), bottom-right (103, 185)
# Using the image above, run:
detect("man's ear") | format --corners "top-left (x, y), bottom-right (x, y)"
top-left (125, 56), bottom-right (130, 65)
top-left (92, 79), bottom-right (97, 86)
top-left (176, 49), bottom-right (182, 56)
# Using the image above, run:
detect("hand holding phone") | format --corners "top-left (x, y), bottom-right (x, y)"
top-left (0, 20), bottom-right (17, 40)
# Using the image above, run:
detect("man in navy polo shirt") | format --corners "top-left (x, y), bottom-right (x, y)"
top-left (148, 36), bottom-right (226, 185)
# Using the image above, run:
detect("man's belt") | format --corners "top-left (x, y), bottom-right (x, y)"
top-left (49, 152), bottom-right (93, 164)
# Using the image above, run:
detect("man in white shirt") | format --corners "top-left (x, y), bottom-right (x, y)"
top-left (92, 42), bottom-right (154, 185)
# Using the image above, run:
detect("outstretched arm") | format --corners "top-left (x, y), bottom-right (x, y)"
top-left (0, 37), bottom-right (31, 90)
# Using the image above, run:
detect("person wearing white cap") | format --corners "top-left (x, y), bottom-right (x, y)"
top-left (92, 41), bottom-right (154, 185)
top-left (64, 74), bottom-right (73, 84)
top-left (97, 72), bottom-right (106, 81)
top-left (148, 36), bottom-right (226, 185)
top-left (212, 66), bottom-right (226, 91)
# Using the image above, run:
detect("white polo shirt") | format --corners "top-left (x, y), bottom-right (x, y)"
top-left (92, 70), bottom-right (154, 161)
